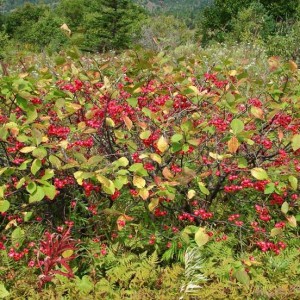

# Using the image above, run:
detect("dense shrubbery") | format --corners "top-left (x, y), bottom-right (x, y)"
top-left (0, 47), bottom-right (299, 298)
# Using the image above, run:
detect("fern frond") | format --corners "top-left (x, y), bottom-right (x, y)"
top-left (181, 246), bottom-right (207, 297)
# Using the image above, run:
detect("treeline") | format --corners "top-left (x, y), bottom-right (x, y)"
top-left (0, 0), bottom-right (146, 53)
top-left (0, 0), bottom-right (300, 60)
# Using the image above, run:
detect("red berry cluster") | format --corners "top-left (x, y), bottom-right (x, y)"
top-left (82, 180), bottom-right (100, 197)
top-left (54, 177), bottom-right (75, 189)
top-left (111, 190), bottom-right (120, 201)
top-left (255, 205), bottom-right (272, 222)
top-left (178, 212), bottom-right (195, 222)
top-left (154, 208), bottom-right (167, 217)
top-left (248, 98), bottom-right (262, 107)
top-left (173, 94), bottom-right (191, 111)
top-left (68, 137), bottom-right (94, 149)
top-left (143, 130), bottom-right (160, 147)
top-left (30, 97), bottom-right (42, 105)
top-left (7, 141), bottom-right (24, 153)
top-left (144, 162), bottom-right (155, 171)
top-left (228, 214), bottom-right (244, 226)
top-left (256, 241), bottom-right (286, 254)
top-left (48, 125), bottom-right (70, 139)
top-left (194, 209), bottom-right (213, 220)
top-left (209, 117), bottom-right (230, 132)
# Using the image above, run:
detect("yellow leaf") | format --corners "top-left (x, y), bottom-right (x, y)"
top-left (251, 106), bottom-right (264, 119)
top-left (195, 227), bottom-right (209, 247)
top-left (228, 136), bottom-right (239, 153)
top-left (251, 168), bottom-right (269, 180)
top-left (58, 140), bottom-right (69, 149)
top-left (228, 70), bottom-right (237, 76)
top-left (148, 198), bottom-right (159, 212)
top-left (157, 136), bottom-right (169, 153)
top-left (105, 117), bottom-right (115, 127)
top-left (286, 215), bottom-right (297, 228)
top-left (60, 23), bottom-right (71, 36)
top-left (5, 219), bottom-right (17, 230)
top-left (62, 249), bottom-right (74, 258)
top-left (19, 146), bottom-right (36, 153)
top-left (133, 176), bottom-right (146, 188)
top-left (150, 153), bottom-right (162, 164)
top-left (187, 189), bottom-right (196, 199)
top-left (139, 188), bottom-right (149, 200)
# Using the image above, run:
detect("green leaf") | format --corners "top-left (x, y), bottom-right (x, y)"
top-left (11, 227), bottom-right (25, 248)
top-left (198, 182), bottom-right (210, 195)
top-left (235, 268), bottom-right (250, 285)
top-left (139, 130), bottom-right (151, 140)
top-left (181, 120), bottom-right (193, 133)
top-left (26, 182), bottom-right (37, 194)
top-left (127, 98), bottom-right (138, 108)
top-left (114, 176), bottom-right (128, 190)
top-left (0, 200), bottom-right (10, 213)
top-left (102, 180), bottom-right (115, 195)
top-left (251, 168), bottom-right (269, 180)
top-left (171, 134), bottom-right (183, 143)
top-left (16, 177), bottom-right (26, 189)
top-left (31, 159), bottom-right (42, 175)
top-left (32, 147), bottom-right (47, 159)
top-left (24, 211), bottom-right (33, 222)
top-left (25, 108), bottom-right (38, 124)
top-left (281, 202), bottom-right (289, 214)
top-left (76, 276), bottom-right (93, 294)
top-left (128, 163), bottom-right (148, 176)
top-left (41, 169), bottom-right (55, 181)
top-left (288, 176), bottom-right (298, 190)
top-left (87, 155), bottom-right (103, 166)
top-left (0, 283), bottom-right (9, 298)
top-left (114, 157), bottom-right (129, 168)
top-left (49, 155), bottom-right (61, 169)
top-left (291, 134), bottom-right (300, 151)
top-left (264, 183), bottom-right (275, 194)
top-left (230, 119), bottom-right (244, 135)
top-left (238, 157), bottom-right (248, 168)
top-left (195, 227), bottom-right (209, 247)
top-left (29, 186), bottom-right (45, 203)
top-left (43, 185), bottom-right (57, 200)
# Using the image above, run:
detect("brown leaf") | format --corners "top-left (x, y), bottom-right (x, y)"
top-left (122, 116), bottom-right (133, 131)
top-left (162, 167), bottom-right (173, 180)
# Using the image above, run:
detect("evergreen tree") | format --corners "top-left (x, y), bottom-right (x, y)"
top-left (83, 0), bottom-right (146, 51)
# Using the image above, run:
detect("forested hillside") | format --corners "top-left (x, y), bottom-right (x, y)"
top-left (1, 0), bottom-right (57, 12)
top-left (2, 0), bottom-right (212, 15)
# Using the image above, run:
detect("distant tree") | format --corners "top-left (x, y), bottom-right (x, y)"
top-left (26, 11), bottom-right (67, 50)
top-left (229, 2), bottom-right (275, 43)
top-left (198, 0), bottom-right (253, 44)
top-left (55, 0), bottom-right (87, 30)
top-left (259, 0), bottom-right (300, 21)
top-left (139, 15), bottom-right (194, 51)
top-left (198, 0), bottom-right (300, 45)
top-left (4, 3), bottom-right (47, 40)
top-left (82, 0), bottom-right (146, 51)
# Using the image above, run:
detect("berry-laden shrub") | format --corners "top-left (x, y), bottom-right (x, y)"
top-left (0, 50), bottom-right (299, 289)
